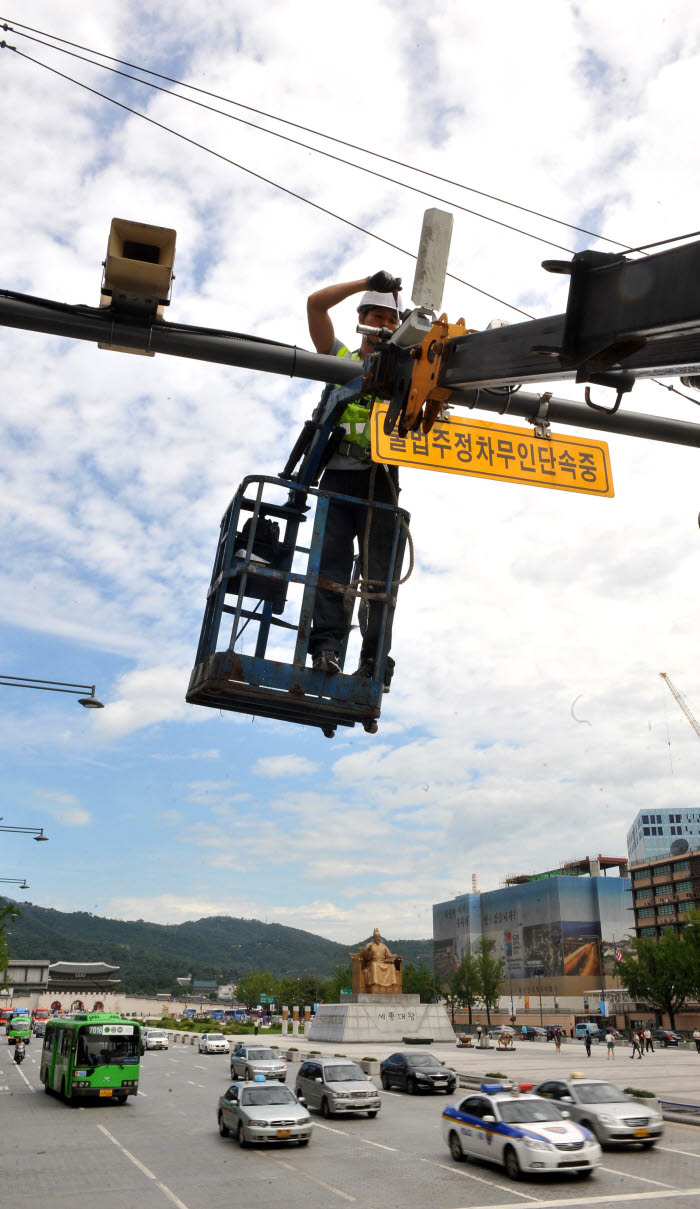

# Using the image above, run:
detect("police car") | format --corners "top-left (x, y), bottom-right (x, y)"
top-left (442, 1082), bottom-right (601, 1180)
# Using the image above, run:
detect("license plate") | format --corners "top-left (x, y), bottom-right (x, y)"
top-left (634, 1127), bottom-right (649, 1137)
top-left (276, 1129), bottom-right (291, 1138)
top-left (99, 1089), bottom-right (113, 1097)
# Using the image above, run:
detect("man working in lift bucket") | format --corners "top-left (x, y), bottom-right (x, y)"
top-left (306, 270), bottom-right (403, 689)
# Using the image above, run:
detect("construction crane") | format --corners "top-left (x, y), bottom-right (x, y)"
top-left (660, 672), bottom-right (700, 740)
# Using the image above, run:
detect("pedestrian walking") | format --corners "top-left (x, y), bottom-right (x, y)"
top-left (554, 1027), bottom-right (562, 1055)
top-left (630, 1031), bottom-right (643, 1059)
top-left (644, 1026), bottom-right (654, 1053)
top-left (693, 1028), bottom-right (700, 1054)
top-left (584, 1031), bottom-right (592, 1058)
top-left (605, 1029), bottom-right (615, 1060)
top-left (476, 1021), bottom-right (483, 1044)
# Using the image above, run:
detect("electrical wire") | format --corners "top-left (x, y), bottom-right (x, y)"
top-left (0, 16), bottom-right (628, 250)
top-left (1, 23), bottom-right (576, 256)
top-left (2, 20), bottom-right (699, 408)
top-left (1, 42), bottom-right (534, 318)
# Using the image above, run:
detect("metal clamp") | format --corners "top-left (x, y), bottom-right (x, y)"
top-left (532, 392), bottom-right (553, 440)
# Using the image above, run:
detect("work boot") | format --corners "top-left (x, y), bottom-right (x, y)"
top-left (312, 649), bottom-right (341, 675)
top-left (356, 655), bottom-right (394, 692)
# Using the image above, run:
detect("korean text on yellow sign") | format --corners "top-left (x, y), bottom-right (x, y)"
top-left (371, 406), bottom-right (614, 497)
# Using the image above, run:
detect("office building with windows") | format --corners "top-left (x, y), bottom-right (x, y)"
top-left (627, 809), bottom-right (700, 865)
top-left (630, 849), bottom-right (700, 939)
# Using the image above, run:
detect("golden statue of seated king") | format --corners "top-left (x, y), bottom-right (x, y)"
top-left (350, 928), bottom-right (403, 994)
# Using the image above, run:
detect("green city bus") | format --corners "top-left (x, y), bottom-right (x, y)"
top-left (7, 1014), bottom-right (31, 1045)
top-left (40, 1011), bottom-right (142, 1104)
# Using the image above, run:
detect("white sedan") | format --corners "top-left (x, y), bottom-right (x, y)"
top-left (442, 1082), bottom-right (601, 1181)
top-left (199, 1032), bottom-right (230, 1054)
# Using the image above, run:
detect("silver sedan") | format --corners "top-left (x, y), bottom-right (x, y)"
top-left (533, 1078), bottom-right (664, 1147)
top-left (217, 1081), bottom-right (312, 1147)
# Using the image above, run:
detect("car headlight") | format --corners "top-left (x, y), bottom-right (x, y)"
top-left (524, 1137), bottom-right (553, 1151)
top-left (416, 1073), bottom-right (431, 1081)
top-left (298, 1115), bottom-right (312, 1124)
top-left (597, 1114), bottom-right (617, 1125)
top-left (249, 1119), bottom-right (268, 1127)
top-left (334, 1091), bottom-right (351, 1098)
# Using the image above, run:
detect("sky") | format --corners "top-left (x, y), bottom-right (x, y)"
top-left (1, 1), bottom-right (699, 946)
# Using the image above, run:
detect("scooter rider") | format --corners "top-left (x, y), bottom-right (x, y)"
top-left (14, 1038), bottom-right (26, 1064)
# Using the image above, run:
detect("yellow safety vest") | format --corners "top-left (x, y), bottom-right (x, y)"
top-left (335, 347), bottom-right (371, 456)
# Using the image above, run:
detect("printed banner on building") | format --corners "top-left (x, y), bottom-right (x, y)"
top-left (372, 405), bottom-right (614, 498)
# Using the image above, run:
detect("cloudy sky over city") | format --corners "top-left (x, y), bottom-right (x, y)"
top-left (1, 1), bottom-right (699, 943)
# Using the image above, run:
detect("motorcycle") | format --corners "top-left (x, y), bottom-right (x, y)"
top-left (14, 1042), bottom-right (25, 1065)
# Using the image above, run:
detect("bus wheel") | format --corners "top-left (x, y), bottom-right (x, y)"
top-left (43, 1074), bottom-right (51, 1095)
top-left (116, 1095), bottom-right (127, 1105)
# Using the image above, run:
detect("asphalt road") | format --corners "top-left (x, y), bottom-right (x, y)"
top-left (3, 1037), bottom-right (700, 1209)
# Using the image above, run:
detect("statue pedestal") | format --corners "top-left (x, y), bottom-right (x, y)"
top-left (307, 994), bottom-right (455, 1044)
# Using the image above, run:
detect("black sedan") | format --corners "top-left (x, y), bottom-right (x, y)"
top-left (380, 1051), bottom-right (456, 1094)
top-left (651, 1029), bottom-right (684, 1047)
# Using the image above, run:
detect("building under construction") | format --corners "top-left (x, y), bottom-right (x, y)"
top-left (433, 856), bottom-right (631, 1000)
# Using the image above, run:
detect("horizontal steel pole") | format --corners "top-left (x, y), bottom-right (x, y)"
top-left (0, 293), bottom-right (361, 386)
top-left (449, 388), bottom-right (700, 448)
top-left (440, 316), bottom-right (700, 389)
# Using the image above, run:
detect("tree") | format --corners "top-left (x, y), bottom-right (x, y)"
top-left (402, 962), bottom-right (434, 1003)
top-left (457, 951), bottom-right (482, 1026)
top-left (618, 930), bottom-right (696, 1029)
top-left (319, 964), bottom-right (352, 1004)
top-left (475, 937), bottom-right (505, 1025)
top-left (234, 969), bottom-right (278, 1010)
top-left (441, 966), bottom-right (464, 1023)
top-left (0, 898), bottom-right (18, 985)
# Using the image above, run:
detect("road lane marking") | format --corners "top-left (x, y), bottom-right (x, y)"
top-left (360, 1139), bottom-right (397, 1151)
top-left (96, 1124), bottom-right (191, 1209)
top-left (260, 1152), bottom-right (355, 1201)
top-left (194, 1064), bottom-right (207, 1070)
top-left (314, 1122), bottom-right (350, 1136)
top-left (137, 1090), bottom-right (148, 1096)
top-left (14, 1065), bottom-right (35, 1093)
top-left (451, 1189), bottom-right (700, 1209)
top-left (167, 1058), bottom-right (181, 1064)
top-left (600, 1165), bottom-right (675, 1188)
top-left (658, 1145), bottom-right (700, 1157)
top-left (419, 1157), bottom-right (538, 1200)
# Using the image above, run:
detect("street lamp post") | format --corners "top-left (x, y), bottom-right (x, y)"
top-left (0, 675), bottom-right (104, 708)
top-left (0, 877), bottom-right (30, 889)
top-left (0, 822), bottom-right (49, 842)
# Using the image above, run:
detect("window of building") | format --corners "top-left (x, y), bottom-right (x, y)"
top-left (655, 884), bottom-right (673, 896)
top-left (657, 903), bottom-right (675, 916)
top-left (635, 886), bottom-right (652, 899)
top-left (643, 827), bottom-right (650, 835)
top-left (658, 827), bottom-right (664, 835)
top-left (639, 926), bottom-right (656, 937)
top-left (675, 880), bottom-right (692, 893)
top-left (642, 815), bottom-right (649, 823)
top-left (660, 924), bottom-right (676, 933)
top-left (637, 906), bottom-right (655, 918)
top-left (654, 864), bottom-right (671, 876)
top-left (675, 861), bottom-right (690, 872)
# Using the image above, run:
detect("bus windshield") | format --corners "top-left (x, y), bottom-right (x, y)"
top-left (76, 1031), bottom-right (140, 1067)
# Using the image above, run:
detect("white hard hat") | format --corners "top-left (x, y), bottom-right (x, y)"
top-left (357, 290), bottom-right (403, 315)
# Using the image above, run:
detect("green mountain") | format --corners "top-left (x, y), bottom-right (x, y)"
top-left (3, 900), bottom-right (432, 995)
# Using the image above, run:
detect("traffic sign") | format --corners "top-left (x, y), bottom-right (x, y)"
top-left (372, 406), bottom-right (614, 497)
top-left (259, 995), bottom-right (275, 1004)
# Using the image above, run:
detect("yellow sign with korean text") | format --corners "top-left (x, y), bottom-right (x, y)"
top-left (371, 405), bottom-right (614, 497)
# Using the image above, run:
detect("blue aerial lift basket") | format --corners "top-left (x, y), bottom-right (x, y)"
top-left (187, 380), bottom-right (410, 737)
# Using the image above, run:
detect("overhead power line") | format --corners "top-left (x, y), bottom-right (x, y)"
top-left (2, 23), bottom-right (576, 256)
top-left (0, 16), bottom-right (628, 250)
top-left (1, 41), bottom-right (534, 317)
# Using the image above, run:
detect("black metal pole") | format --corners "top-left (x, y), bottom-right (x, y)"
top-left (0, 293), bottom-right (360, 386)
top-left (448, 387), bottom-right (700, 448)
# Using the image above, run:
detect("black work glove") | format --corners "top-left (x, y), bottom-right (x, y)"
top-left (367, 270), bottom-right (402, 293)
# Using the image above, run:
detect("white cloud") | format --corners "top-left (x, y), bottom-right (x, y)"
top-left (252, 755), bottom-right (319, 777)
top-left (48, 806), bottom-right (92, 826)
top-left (2, 1), bottom-right (700, 940)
